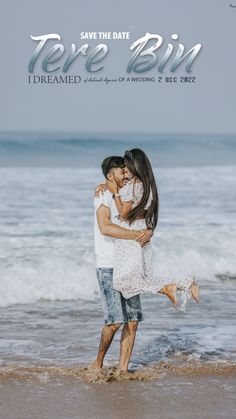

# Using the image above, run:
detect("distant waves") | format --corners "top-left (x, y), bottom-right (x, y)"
top-left (0, 133), bottom-right (235, 167)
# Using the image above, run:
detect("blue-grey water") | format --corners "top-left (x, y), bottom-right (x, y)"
top-left (0, 134), bottom-right (236, 376)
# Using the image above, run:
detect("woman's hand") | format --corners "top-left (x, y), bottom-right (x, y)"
top-left (106, 180), bottom-right (118, 194)
top-left (94, 183), bottom-right (106, 197)
top-left (136, 229), bottom-right (153, 246)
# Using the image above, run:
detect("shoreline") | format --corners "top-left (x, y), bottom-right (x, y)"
top-left (0, 369), bottom-right (235, 419)
top-left (1, 358), bottom-right (236, 383)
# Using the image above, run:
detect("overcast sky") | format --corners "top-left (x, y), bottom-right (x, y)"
top-left (0, 0), bottom-right (235, 136)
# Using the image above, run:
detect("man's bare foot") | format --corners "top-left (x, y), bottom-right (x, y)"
top-left (87, 360), bottom-right (103, 370)
top-left (191, 281), bottom-right (200, 303)
top-left (159, 284), bottom-right (179, 307)
top-left (114, 368), bottom-right (129, 379)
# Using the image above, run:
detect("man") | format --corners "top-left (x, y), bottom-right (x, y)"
top-left (89, 156), bottom-right (153, 374)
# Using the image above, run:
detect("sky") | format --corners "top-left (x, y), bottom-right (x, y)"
top-left (0, 0), bottom-right (235, 136)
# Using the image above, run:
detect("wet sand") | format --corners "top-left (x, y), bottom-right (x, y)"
top-left (0, 363), bottom-right (236, 419)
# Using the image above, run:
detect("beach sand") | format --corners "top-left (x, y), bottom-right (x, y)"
top-left (0, 362), bottom-right (236, 419)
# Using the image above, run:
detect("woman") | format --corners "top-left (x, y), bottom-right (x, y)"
top-left (108, 148), bottom-right (199, 311)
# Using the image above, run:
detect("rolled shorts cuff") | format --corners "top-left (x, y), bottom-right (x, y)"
top-left (96, 268), bottom-right (144, 325)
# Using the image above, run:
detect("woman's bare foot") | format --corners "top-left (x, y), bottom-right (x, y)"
top-left (191, 281), bottom-right (200, 303)
top-left (159, 284), bottom-right (179, 308)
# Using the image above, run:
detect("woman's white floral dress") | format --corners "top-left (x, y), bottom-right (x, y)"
top-left (113, 180), bottom-right (194, 311)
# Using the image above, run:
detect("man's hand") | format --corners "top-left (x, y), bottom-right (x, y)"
top-left (135, 229), bottom-right (153, 247)
top-left (96, 204), bottom-right (154, 243)
top-left (94, 183), bottom-right (106, 197)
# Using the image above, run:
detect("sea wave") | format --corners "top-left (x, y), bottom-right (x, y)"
top-left (0, 248), bottom-right (236, 307)
top-left (0, 165), bottom-right (235, 307)
top-left (0, 254), bottom-right (99, 307)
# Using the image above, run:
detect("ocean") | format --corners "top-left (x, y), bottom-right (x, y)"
top-left (0, 134), bottom-right (236, 381)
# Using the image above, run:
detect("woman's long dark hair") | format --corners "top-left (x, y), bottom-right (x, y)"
top-left (124, 148), bottom-right (159, 230)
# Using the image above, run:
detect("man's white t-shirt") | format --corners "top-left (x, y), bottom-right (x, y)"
top-left (94, 190), bottom-right (119, 268)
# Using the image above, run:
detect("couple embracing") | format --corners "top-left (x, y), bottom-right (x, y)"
top-left (90, 148), bottom-right (199, 374)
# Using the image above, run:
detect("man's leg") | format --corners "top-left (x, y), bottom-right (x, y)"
top-left (118, 320), bottom-right (138, 372)
top-left (89, 268), bottom-right (125, 369)
top-left (89, 322), bottom-right (122, 369)
top-left (117, 293), bottom-right (143, 372)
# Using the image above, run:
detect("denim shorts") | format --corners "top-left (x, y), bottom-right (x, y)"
top-left (96, 268), bottom-right (144, 325)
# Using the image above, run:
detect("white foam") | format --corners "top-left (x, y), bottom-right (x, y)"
top-left (0, 254), bottom-right (99, 308)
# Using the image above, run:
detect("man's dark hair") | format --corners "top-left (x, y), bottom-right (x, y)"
top-left (101, 156), bottom-right (125, 179)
